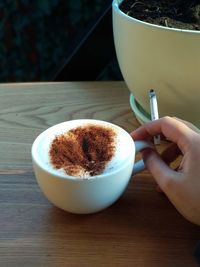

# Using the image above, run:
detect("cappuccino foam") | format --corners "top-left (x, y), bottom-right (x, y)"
top-left (35, 120), bottom-right (135, 179)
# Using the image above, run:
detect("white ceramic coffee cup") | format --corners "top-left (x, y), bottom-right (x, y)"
top-left (32, 119), bottom-right (151, 214)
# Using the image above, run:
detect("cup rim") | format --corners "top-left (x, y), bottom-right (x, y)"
top-left (31, 119), bottom-right (135, 181)
top-left (112, 0), bottom-right (200, 34)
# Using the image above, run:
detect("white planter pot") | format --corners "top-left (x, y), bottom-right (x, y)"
top-left (113, 0), bottom-right (200, 127)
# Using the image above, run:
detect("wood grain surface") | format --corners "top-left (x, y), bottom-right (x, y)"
top-left (0, 82), bottom-right (199, 267)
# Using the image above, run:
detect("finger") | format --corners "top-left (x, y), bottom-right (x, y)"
top-left (131, 116), bottom-right (195, 154)
top-left (142, 148), bottom-right (181, 191)
top-left (173, 117), bottom-right (200, 134)
top-left (131, 117), bottom-right (190, 141)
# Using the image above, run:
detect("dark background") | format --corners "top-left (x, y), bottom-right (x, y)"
top-left (0, 0), bottom-right (122, 82)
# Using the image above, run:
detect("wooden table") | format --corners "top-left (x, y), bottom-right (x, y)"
top-left (0, 81), bottom-right (199, 267)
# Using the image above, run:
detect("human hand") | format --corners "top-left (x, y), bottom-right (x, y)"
top-left (131, 116), bottom-right (200, 226)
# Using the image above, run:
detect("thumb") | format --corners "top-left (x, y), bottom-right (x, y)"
top-left (142, 149), bottom-right (179, 191)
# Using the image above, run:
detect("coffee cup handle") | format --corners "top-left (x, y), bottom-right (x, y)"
top-left (132, 140), bottom-right (153, 175)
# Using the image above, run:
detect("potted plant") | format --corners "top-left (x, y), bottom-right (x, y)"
top-left (112, 0), bottom-right (200, 126)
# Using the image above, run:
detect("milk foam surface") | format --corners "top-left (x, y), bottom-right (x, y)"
top-left (34, 120), bottom-right (135, 179)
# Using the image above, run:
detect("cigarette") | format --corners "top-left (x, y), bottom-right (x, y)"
top-left (149, 89), bottom-right (160, 145)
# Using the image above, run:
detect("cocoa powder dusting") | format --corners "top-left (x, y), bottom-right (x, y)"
top-left (49, 124), bottom-right (116, 177)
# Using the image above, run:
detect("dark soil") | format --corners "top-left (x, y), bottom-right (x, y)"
top-left (119, 0), bottom-right (200, 30)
